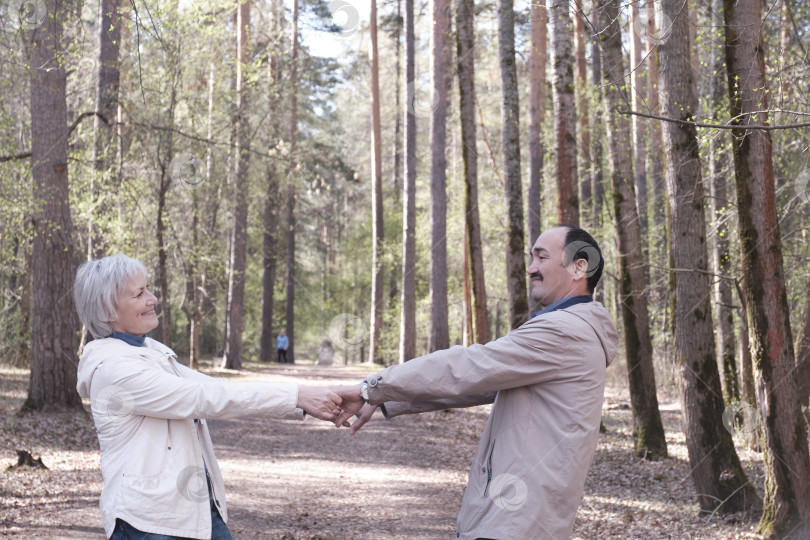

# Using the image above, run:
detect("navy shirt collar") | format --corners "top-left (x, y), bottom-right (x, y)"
top-left (530, 295), bottom-right (593, 319)
top-left (109, 331), bottom-right (146, 347)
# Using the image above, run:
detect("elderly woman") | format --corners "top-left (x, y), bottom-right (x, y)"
top-left (74, 254), bottom-right (341, 540)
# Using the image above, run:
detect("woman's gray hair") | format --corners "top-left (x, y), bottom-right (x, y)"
top-left (74, 254), bottom-right (148, 339)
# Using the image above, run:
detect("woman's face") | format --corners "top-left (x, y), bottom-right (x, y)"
top-left (109, 273), bottom-right (159, 336)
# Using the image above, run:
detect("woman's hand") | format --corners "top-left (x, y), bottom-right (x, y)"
top-left (347, 403), bottom-right (378, 434)
top-left (296, 386), bottom-right (342, 421)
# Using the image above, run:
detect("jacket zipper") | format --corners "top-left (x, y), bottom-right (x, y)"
top-left (483, 439), bottom-right (495, 497)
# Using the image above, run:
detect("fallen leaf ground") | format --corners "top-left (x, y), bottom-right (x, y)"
top-left (0, 362), bottom-right (765, 539)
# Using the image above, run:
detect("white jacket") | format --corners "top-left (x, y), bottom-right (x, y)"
top-left (76, 337), bottom-right (304, 539)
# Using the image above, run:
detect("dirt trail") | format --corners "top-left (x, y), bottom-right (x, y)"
top-left (0, 363), bottom-right (762, 539)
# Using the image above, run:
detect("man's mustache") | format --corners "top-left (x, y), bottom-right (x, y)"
top-left (530, 272), bottom-right (543, 281)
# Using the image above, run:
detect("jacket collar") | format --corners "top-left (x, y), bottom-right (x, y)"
top-left (530, 295), bottom-right (593, 319)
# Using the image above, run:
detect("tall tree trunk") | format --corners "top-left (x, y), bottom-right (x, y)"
top-left (549, 0), bottom-right (578, 225)
top-left (527, 0), bottom-right (546, 246)
top-left (426, 0), bottom-right (450, 354)
top-left (23, 0), bottom-right (82, 412)
top-left (646, 1), bottom-right (666, 234)
top-left (389, 0), bottom-right (403, 305)
top-left (736, 279), bottom-right (761, 451)
top-left (657, 1), bottom-right (756, 513)
top-left (708, 0), bottom-right (738, 404)
top-left (574, 2), bottom-right (590, 227)
top-left (723, 0), bottom-right (810, 534)
top-left (399, 0), bottom-right (417, 363)
top-left (795, 278), bottom-right (810, 412)
top-left (594, 0), bottom-right (667, 460)
top-left (456, 0), bottom-right (489, 343)
top-left (368, 0), bottom-right (385, 364)
top-left (590, 37), bottom-right (603, 228)
top-left (223, 0), bottom-right (251, 370)
top-left (260, 3), bottom-right (282, 364)
top-left (497, 0), bottom-right (527, 328)
top-left (285, 0), bottom-right (299, 364)
top-left (629, 2), bottom-right (647, 240)
top-left (88, 0), bottom-right (122, 259)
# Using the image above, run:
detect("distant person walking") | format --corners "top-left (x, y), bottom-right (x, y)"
top-left (277, 330), bottom-right (289, 363)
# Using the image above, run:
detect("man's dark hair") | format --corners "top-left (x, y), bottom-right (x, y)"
top-left (558, 224), bottom-right (604, 293)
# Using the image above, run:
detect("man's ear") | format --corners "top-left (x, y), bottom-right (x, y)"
top-left (573, 258), bottom-right (589, 280)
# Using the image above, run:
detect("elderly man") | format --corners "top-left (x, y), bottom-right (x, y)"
top-left (334, 225), bottom-right (618, 540)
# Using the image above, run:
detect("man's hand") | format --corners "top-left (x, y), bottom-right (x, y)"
top-left (347, 403), bottom-right (378, 434)
top-left (297, 386), bottom-right (342, 421)
top-left (331, 385), bottom-right (365, 427)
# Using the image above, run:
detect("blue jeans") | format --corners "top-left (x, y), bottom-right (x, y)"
top-left (109, 496), bottom-right (233, 540)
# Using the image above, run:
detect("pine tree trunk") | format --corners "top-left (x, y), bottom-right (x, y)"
top-left (528, 0), bottom-right (546, 246)
top-left (594, 0), bottom-right (667, 460)
top-left (590, 37), bottom-right (603, 227)
top-left (708, 0), bottom-right (738, 404)
top-left (285, 0), bottom-right (300, 364)
top-left (574, 2), bottom-right (590, 227)
top-left (497, 0), bottom-right (527, 329)
top-left (645, 2), bottom-right (666, 234)
top-left (88, 0), bottom-right (122, 258)
top-left (629, 2), bottom-right (647, 240)
top-left (24, 0), bottom-right (82, 412)
top-left (426, 0), bottom-right (450, 354)
top-left (456, 0), bottom-right (489, 344)
top-left (223, 0), bottom-right (251, 370)
top-left (657, 1), bottom-right (756, 512)
top-left (399, 0), bottom-right (417, 363)
top-left (549, 0), bottom-right (578, 225)
top-left (724, 0), bottom-right (810, 534)
top-left (368, 0), bottom-right (385, 364)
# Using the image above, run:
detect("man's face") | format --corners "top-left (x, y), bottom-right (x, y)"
top-left (527, 227), bottom-right (585, 307)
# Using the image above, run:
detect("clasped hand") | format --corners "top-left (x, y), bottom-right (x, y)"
top-left (296, 385), bottom-right (376, 433)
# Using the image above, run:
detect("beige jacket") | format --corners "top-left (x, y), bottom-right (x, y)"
top-left (366, 302), bottom-right (619, 540)
top-left (76, 337), bottom-right (303, 539)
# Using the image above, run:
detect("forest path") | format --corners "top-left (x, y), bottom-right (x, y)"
top-left (0, 363), bottom-right (762, 539)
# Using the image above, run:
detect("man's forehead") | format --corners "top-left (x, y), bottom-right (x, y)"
top-left (533, 228), bottom-right (566, 253)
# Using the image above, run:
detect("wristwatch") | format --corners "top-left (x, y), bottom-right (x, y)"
top-left (360, 381), bottom-right (369, 402)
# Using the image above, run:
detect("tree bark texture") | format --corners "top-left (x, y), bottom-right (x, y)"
top-left (657, 1), bottom-right (756, 513)
top-left (723, 0), bottom-right (810, 534)
top-left (595, 0), bottom-right (667, 460)
top-left (456, 0), bottom-right (489, 344)
top-left (426, 0), bottom-right (451, 354)
top-left (590, 37), bottom-right (604, 227)
top-left (497, 0), bottom-right (527, 329)
top-left (549, 0), bottom-right (578, 225)
top-left (368, 0), bottom-right (385, 363)
top-left (24, 0), bottom-right (82, 411)
top-left (528, 0), bottom-right (546, 246)
top-left (708, 0), bottom-right (738, 404)
top-left (399, 0), bottom-right (417, 363)
top-left (223, 0), bottom-right (251, 369)
top-left (629, 2), bottom-right (648, 240)
top-left (574, 2), bottom-right (590, 227)
top-left (285, 0), bottom-right (300, 364)
top-left (645, 1), bottom-right (666, 234)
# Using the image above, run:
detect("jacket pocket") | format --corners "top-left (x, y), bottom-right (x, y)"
top-left (482, 439), bottom-right (496, 498)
